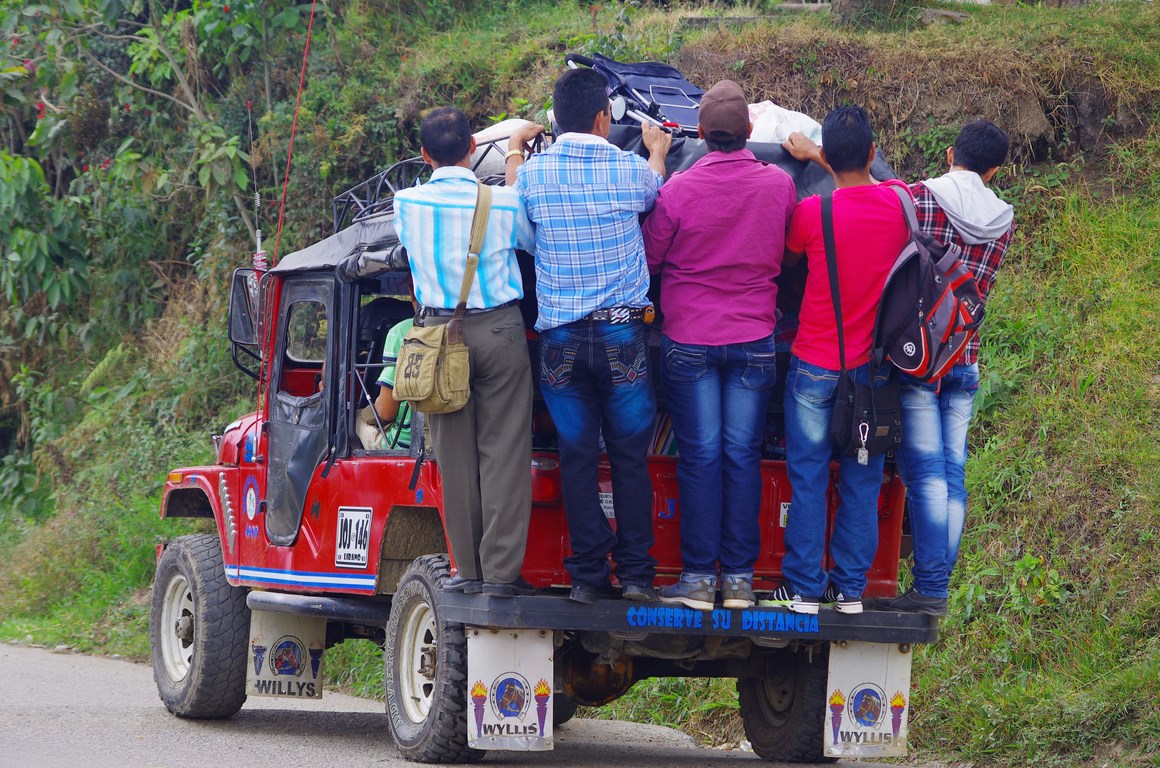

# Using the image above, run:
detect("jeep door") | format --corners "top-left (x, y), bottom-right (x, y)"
top-left (266, 275), bottom-right (335, 545)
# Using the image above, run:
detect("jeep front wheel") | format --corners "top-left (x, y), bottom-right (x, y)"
top-left (738, 646), bottom-right (834, 763)
top-left (150, 533), bottom-right (250, 718)
top-left (384, 554), bottom-right (483, 763)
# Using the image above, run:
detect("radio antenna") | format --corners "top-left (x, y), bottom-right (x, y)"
top-left (246, 99), bottom-right (267, 271)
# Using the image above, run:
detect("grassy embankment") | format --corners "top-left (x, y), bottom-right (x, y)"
top-left (1, 2), bottom-right (1157, 765)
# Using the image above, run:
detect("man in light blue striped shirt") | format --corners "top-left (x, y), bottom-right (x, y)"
top-left (395, 159), bottom-right (534, 312)
top-left (392, 107), bottom-right (536, 598)
top-left (504, 69), bottom-right (671, 605)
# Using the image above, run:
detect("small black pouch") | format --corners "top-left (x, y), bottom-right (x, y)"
top-left (830, 367), bottom-right (901, 457)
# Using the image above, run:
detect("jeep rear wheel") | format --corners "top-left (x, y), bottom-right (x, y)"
top-left (553, 692), bottom-right (578, 726)
top-left (384, 554), bottom-right (483, 763)
top-left (150, 533), bottom-right (250, 718)
top-left (738, 646), bottom-right (834, 763)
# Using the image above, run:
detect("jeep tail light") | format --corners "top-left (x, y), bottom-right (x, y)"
top-left (530, 456), bottom-right (561, 506)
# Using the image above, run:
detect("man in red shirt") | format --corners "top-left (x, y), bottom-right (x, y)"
top-left (761, 106), bottom-right (910, 615)
top-left (643, 80), bottom-right (796, 611)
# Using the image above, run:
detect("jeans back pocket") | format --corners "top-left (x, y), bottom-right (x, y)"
top-left (790, 361), bottom-right (839, 405)
top-left (540, 337), bottom-right (576, 390)
top-left (662, 339), bottom-right (707, 383)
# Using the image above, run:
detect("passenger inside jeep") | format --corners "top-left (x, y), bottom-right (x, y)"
top-left (351, 284), bottom-right (416, 451)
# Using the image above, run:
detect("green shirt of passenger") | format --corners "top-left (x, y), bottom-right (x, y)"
top-left (374, 317), bottom-right (414, 449)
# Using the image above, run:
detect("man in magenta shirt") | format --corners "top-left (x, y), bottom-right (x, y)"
top-left (761, 105), bottom-right (911, 615)
top-left (643, 80), bottom-right (796, 611)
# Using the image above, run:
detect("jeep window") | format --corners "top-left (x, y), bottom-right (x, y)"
top-left (285, 300), bottom-right (328, 363)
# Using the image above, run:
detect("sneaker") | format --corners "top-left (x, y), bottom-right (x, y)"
top-left (659, 574), bottom-right (717, 611)
top-left (758, 581), bottom-right (820, 615)
top-left (720, 575), bottom-right (755, 609)
top-left (874, 587), bottom-right (948, 616)
top-left (822, 584), bottom-right (863, 615)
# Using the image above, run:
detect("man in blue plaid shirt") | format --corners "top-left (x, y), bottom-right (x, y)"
top-left (506, 68), bottom-right (671, 604)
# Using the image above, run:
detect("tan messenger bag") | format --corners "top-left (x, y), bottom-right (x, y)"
top-left (392, 183), bottom-right (492, 414)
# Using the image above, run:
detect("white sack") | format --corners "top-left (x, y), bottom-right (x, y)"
top-left (748, 101), bottom-right (823, 146)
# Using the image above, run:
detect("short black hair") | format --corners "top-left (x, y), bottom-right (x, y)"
top-left (704, 131), bottom-right (748, 153)
top-left (821, 106), bottom-right (874, 174)
top-left (953, 119), bottom-right (1009, 174)
top-left (419, 107), bottom-right (472, 166)
top-left (553, 68), bottom-right (610, 135)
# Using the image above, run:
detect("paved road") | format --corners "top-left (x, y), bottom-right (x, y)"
top-left (0, 643), bottom-right (902, 768)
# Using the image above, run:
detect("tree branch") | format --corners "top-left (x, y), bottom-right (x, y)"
top-left (233, 192), bottom-right (256, 240)
top-left (147, 0), bottom-right (206, 122)
top-left (78, 46), bottom-right (200, 116)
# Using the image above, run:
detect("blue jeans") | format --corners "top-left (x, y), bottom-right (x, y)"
top-left (897, 363), bottom-right (979, 598)
top-left (781, 357), bottom-right (887, 598)
top-left (660, 334), bottom-right (777, 577)
top-left (540, 319), bottom-right (657, 588)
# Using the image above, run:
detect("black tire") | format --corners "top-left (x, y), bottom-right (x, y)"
top-left (738, 646), bottom-right (836, 763)
top-left (150, 533), bottom-right (250, 719)
top-left (553, 692), bottom-right (578, 726)
top-left (384, 554), bottom-right (483, 764)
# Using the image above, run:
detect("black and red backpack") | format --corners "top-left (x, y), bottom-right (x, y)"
top-left (872, 186), bottom-right (985, 382)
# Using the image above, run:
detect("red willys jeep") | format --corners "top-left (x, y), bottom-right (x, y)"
top-left (150, 131), bottom-right (936, 763)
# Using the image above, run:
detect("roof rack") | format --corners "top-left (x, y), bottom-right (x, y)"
top-left (330, 140), bottom-right (510, 232)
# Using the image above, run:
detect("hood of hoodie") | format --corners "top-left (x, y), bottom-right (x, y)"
top-left (919, 170), bottom-right (1014, 245)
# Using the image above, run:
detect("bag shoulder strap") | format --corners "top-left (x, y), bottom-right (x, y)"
top-left (820, 192), bottom-right (847, 376)
top-left (457, 183), bottom-right (492, 309)
top-left (446, 183), bottom-right (492, 344)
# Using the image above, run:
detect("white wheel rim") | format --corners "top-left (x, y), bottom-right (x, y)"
top-left (398, 597), bottom-right (438, 724)
top-left (159, 572), bottom-right (195, 682)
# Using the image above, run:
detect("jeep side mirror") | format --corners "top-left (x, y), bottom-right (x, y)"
top-left (229, 268), bottom-right (259, 346)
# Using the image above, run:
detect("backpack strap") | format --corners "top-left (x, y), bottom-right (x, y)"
top-left (889, 183), bottom-right (921, 235)
top-left (820, 192), bottom-right (846, 378)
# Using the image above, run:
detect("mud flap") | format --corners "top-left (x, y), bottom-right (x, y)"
top-left (823, 640), bottom-right (913, 758)
top-left (466, 627), bottom-right (554, 751)
top-left (246, 610), bottom-right (326, 699)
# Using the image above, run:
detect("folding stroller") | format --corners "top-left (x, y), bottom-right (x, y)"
top-left (565, 52), bottom-right (703, 137)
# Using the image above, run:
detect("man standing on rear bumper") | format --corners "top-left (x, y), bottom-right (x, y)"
top-left (642, 80), bottom-right (796, 611)
top-left (506, 68), bottom-right (671, 604)
top-left (394, 107), bottom-right (536, 598)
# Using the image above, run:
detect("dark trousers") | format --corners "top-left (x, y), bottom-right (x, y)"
top-left (425, 304), bottom-right (533, 583)
top-left (539, 319), bottom-right (657, 588)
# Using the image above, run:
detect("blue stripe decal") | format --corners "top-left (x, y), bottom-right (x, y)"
top-left (224, 564), bottom-right (377, 591)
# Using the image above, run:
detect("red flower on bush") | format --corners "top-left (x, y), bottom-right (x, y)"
top-left (224, 4), bottom-right (230, 12)
top-left (82, 164), bottom-right (89, 172)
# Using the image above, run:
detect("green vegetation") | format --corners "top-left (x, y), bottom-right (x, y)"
top-left (1, 1), bottom-right (1157, 765)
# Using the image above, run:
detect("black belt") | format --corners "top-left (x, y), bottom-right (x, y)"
top-left (421, 299), bottom-right (519, 318)
top-left (584, 306), bottom-right (653, 324)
